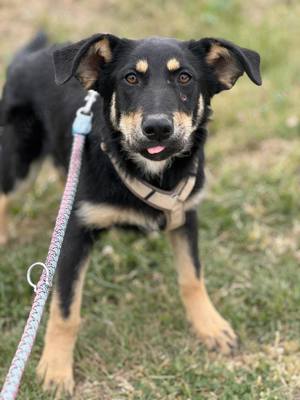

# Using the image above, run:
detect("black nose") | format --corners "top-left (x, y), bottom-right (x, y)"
top-left (142, 115), bottom-right (173, 140)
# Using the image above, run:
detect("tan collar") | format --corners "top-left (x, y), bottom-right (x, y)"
top-left (101, 143), bottom-right (198, 231)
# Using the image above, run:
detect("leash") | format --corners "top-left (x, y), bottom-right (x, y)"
top-left (0, 90), bottom-right (99, 400)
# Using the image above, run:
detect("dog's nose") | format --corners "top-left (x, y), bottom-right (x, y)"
top-left (142, 114), bottom-right (173, 140)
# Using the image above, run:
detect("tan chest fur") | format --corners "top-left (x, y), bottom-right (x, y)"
top-left (76, 190), bottom-right (204, 231)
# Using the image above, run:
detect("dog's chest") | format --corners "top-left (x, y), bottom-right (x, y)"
top-left (77, 201), bottom-right (163, 231)
top-left (76, 189), bottom-right (204, 232)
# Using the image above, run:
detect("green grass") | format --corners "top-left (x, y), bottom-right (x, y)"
top-left (1, 1), bottom-right (300, 399)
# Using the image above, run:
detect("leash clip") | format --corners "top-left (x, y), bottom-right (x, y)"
top-left (26, 262), bottom-right (50, 293)
top-left (80, 90), bottom-right (99, 115)
top-left (72, 90), bottom-right (99, 136)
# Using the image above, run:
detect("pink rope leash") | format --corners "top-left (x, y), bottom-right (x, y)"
top-left (0, 90), bottom-right (99, 400)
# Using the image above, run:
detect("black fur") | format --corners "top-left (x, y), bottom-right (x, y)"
top-left (57, 213), bottom-right (97, 317)
top-left (184, 210), bottom-right (201, 278)
top-left (0, 32), bottom-right (261, 317)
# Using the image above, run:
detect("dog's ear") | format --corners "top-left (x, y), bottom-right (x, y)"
top-left (53, 33), bottom-right (121, 88)
top-left (189, 38), bottom-right (262, 93)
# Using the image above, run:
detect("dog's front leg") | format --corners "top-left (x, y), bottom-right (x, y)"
top-left (36, 214), bottom-right (96, 398)
top-left (168, 210), bottom-right (238, 354)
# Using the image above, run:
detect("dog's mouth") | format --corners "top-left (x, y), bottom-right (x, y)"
top-left (122, 136), bottom-right (187, 162)
top-left (140, 142), bottom-right (181, 161)
top-left (146, 145), bottom-right (166, 155)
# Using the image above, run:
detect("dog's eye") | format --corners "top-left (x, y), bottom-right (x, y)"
top-left (178, 72), bottom-right (192, 84)
top-left (125, 73), bottom-right (139, 85)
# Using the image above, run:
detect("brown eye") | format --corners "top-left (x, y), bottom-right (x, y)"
top-left (125, 73), bottom-right (138, 85)
top-left (178, 72), bottom-right (192, 84)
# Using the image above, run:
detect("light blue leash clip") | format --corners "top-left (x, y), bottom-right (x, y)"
top-left (72, 90), bottom-right (99, 136)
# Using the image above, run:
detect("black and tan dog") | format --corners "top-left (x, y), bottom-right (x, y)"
top-left (0, 32), bottom-right (261, 396)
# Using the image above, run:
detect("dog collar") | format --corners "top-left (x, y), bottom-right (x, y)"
top-left (100, 142), bottom-right (198, 231)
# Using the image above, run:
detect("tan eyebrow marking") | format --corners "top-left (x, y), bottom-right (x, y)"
top-left (136, 59), bottom-right (148, 73)
top-left (167, 58), bottom-right (180, 71)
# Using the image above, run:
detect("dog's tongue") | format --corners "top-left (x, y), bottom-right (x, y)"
top-left (147, 145), bottom-right (166, 155)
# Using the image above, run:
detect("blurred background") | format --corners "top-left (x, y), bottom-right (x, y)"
top-left (0, 1), bottom-right (299, 399)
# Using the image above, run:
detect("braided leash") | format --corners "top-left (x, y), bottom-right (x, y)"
top-left (0, 90), bottom-right (99, 400)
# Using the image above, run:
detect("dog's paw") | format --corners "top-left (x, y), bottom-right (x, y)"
top-left (36, 354), bottom-right (74, 399)
top-left (195, 313), bottom-right (238, 355)
top-left (183, 289), bottom-right (238, 355)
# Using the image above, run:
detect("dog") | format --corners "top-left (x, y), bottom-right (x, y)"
top-left (0, 32), bottom-right (261, 396)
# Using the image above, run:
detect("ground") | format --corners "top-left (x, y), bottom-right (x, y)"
top-left (0, 0), bottom-right (300, 399)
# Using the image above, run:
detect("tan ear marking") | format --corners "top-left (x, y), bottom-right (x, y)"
top-left (206, 43), bottom-right (231, 64)
top-left (95, 38), bottom-right (112, 62)
top-left (206, 43), bottom-right (241, 89)
top-left (77, 38), bottom-right (112, 89)
top-left (136, 59), bottom-right (148, 73)
top-left (167, 58), bottom-right (180, 71)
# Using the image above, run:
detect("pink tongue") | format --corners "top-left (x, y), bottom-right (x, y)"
top-left (147, 145), bottom-right (166, 155)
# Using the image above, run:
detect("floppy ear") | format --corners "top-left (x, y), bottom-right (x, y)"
top-left (52, 33), bottom-right (121, 88)
top-left (189, 38), bottom-right (262, 92)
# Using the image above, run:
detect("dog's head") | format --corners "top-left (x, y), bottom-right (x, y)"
top-left (53, 34), bottom-right (261, 174)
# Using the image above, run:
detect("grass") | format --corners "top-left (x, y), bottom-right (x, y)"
top-left (1, 0), bottom-right (300, 398)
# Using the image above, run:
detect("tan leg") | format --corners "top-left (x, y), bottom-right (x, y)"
top-left (36, 259), bottom-right (88, 398)
top-left (169, 222), bottom-right (237, 354)
top-left (0, 195), bottom-right (9, 245)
